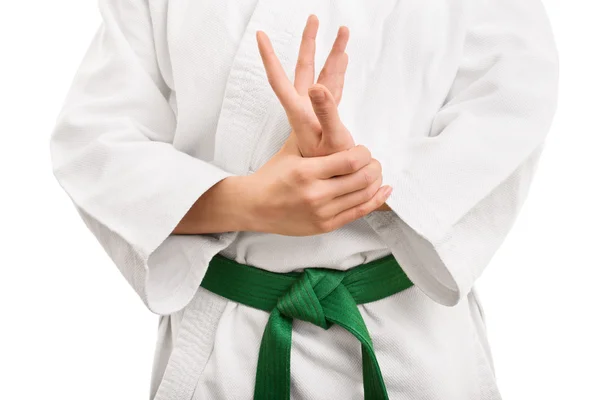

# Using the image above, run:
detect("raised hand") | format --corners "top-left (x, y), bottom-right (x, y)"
top-left (256, 15), bottom-right (355, 157)
top-left (257, 15), bottom-right (393, 211)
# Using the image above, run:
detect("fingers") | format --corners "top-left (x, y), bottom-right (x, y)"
top-left (307, 144), bottom-right (371, 179)
top-left (294, 15), bottom-right (319, 95)
top-left (317, 26), bottom-right (349, 104)
top-left (328, 186), bottom-right (393, 231)
top-left (256, 30), bottom-right (298, 111)
top-left (322, 175), bottom-right (383, 216)
top-left (326, 158), bottom-right (382, 198)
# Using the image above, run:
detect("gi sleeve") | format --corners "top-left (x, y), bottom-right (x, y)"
top-left (363, 0), bottom-right (559, 306)
top-left (49, 0), bottom-right (236, 315)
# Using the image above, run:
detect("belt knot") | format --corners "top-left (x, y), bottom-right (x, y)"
top-left (276, 269), bottom-right (345, 330)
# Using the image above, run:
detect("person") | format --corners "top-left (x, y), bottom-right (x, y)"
top-left (49, 0), bottom-right (558, 399)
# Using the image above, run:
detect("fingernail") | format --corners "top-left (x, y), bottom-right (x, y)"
top-left (385, 187), bottom-right (393, 197)
top-left (309, 89), bottom-right (325, 102)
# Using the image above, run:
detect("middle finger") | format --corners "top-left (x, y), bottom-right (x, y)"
top-left (257, 30), bottom-right (298, 111)
top-left (294, 15), bottom-right (319, 95)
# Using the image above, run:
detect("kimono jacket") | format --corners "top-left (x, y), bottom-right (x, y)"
top-left (49, 0), bottom-right (558, 398)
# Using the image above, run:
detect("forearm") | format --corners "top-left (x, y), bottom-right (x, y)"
top-left (172, 176), bottom-right (255, 235)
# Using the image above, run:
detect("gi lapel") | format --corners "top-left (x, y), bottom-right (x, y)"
top-left (213, 0), bottom-right (308, 175)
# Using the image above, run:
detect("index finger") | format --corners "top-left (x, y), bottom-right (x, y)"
top-left (256, 30), bottom-right (299, 111)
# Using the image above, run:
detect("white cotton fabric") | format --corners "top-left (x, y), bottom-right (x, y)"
top-left (49, 0), bottom-right (558, 399)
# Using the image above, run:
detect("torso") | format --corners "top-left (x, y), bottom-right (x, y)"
top-left (146, 1), bottom-right (499, 399)
top-left (147, 0), bottom-right (470, 272)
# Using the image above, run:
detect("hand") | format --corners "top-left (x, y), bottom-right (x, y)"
top-left (257, 15), bottom-right (355, 156)
top-left (244, 134), bottom-right (392, 236)
top-left (257, 15), bottom-right (393, 211)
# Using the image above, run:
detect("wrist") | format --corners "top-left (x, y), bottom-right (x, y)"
top-left (222, 175), bottom-right (260, 232)
top-left (207, 175), bottom-right (257, 232)
top-left (176, 175), bottom-right (256, 234)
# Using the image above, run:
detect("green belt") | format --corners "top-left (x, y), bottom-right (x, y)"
top-left (200, 253), bottom-right (414, 400)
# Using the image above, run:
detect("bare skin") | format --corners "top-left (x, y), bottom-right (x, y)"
top-left (256, 14), bottom-right (392, 211)
top-left (174, 15), bottom-right (392, 236)
top-left (257, 15), bottom-right (354, 157)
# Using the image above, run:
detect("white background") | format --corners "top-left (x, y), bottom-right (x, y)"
top-left (0, 0), bottom-right (597, 399)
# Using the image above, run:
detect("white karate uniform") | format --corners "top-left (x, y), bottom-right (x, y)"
top-left (49, 0), bottom-right (558, 399)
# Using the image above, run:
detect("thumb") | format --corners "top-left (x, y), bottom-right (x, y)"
top-left (308, 84), bottom-right (343, 132)
top-left (308, 84), bottom-right (350, 150)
